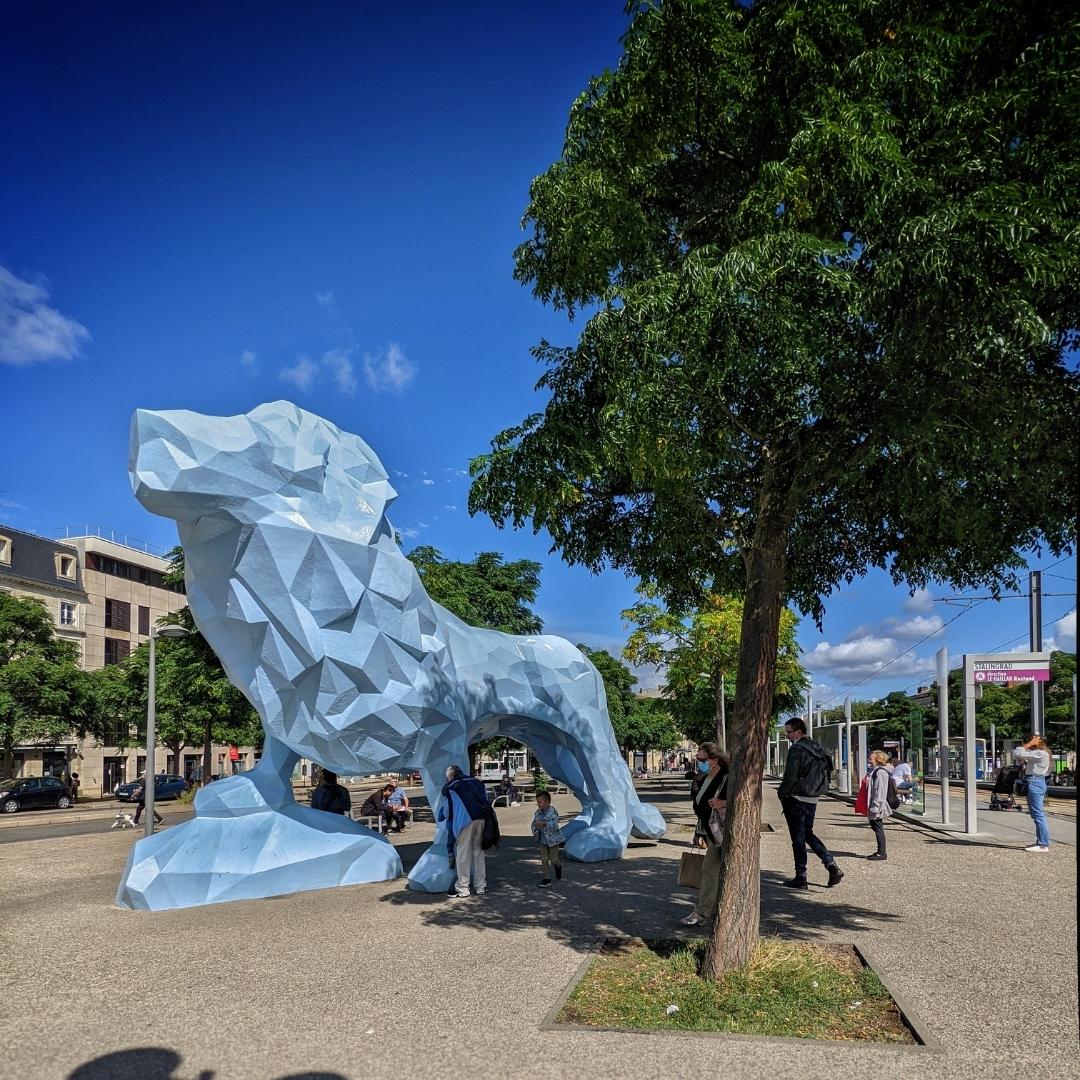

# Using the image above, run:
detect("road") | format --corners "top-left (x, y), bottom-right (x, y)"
top-left (0, 808), bottom-right (196, 844)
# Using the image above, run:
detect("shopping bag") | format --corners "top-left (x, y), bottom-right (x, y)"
top-left (678, 850), bottom-right (705, 888)
top-left (854, 775), bottom-right (869, 816)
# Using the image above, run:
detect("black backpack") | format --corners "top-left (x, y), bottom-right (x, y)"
top-left (481, 804), bottom-right (501, 850)
top-left (796, 742), bottom-right (833, 798)
top-left (872, 767), bottom-right (901, 810)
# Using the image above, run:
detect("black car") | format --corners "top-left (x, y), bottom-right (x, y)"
top-left (0, 775), bottom-right (73, 813)
top-left (114, 774), bottom-right (189, 802)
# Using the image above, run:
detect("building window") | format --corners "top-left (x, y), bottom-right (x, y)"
top-left (104, 598), bottom-right (130, 631)
top-left (138, 605), bottom-right (150, 636)
top-left (59, 601), bottom-right (77, 627)
top-left (55, 553), bottom-right (77, 580)
top-left (104, 638), bottom-right (131, 666)
top-left (0, 536), bottom-right (10, 565)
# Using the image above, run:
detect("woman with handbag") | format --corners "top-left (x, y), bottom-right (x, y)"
top-left (863, 751), bottom-right (894, 861)
top-left (1013, 734), bottom-right (1053, 852)
top-left (679, 741), bottom-right (729, 927)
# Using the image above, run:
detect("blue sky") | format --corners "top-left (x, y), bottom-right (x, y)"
top-left (1, 4), bottom-right (1074, 706)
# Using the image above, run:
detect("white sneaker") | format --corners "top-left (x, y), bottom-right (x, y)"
top-left (679, 912), bottom-right (705, 926)
top-left (453, 889), bottom-right (471, 897)
top-left (1024, 844), bottom-right (1050, 852)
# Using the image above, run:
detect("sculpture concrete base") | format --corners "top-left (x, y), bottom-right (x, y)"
top-left (116, 774), bottom-right (401, 911)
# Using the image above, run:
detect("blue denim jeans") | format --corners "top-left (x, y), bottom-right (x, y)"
top-left (781, 798), bottom-right (835, 876)
top-left (1026, 775), bottom-right (1050, 847)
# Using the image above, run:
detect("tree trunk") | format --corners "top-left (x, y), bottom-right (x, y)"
top-left (701, 454), bottom-right (795, 980)
top-left (202, 717), bottom-right (212, 785)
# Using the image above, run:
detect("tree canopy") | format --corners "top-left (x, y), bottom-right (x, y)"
top-left (469, 0), bottom-right (1079, 976)
top-left (0, 593), bottom-right (101, 770)
top-left (407, 545), bottom-right (543, 635)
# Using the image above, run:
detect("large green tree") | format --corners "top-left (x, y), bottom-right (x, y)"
top-left (470, 0), bottom-right (1078, 975)
top-left (623, 590), bottom-right (808, 747)
top-left (0, 593), bottom-right (101, 774)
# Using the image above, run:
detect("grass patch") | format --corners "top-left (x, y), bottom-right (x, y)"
top-left (558, 938), bottom-right (914, 1043)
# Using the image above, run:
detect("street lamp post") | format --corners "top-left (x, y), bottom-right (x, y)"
top-left (144, 623), bottom-right (189, 838)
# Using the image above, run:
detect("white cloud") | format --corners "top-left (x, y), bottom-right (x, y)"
top-left (0, 496), bottom-right (26, 510)
top-left (903, 588), bottom-right (936, 614)
top-left (881, 614), bottom-right (945, 640)
top-left (421, 479), bottom-right (434, 487)
top-left (0, 265), bottom-right (91, 367)
top-left (363, 342), bottom-right (416, 394)
top-left (279, 355), bottom-right (318, 392)
top-left (392, 470), bottom-right (408, 479)
top-left (394, 525), bottom-right (420, 540)
top-left (443, 504), bottom-right (458, 512)
top-left (1048, 610), bottom-right (1076, 653)
top-left (315, 290), bottom-right (336, 312)
top-left (323, 348), bottom-right (357, 395)
top-left (239, 349), bottom-right (257, 372)
top-left (443, 467), bottom-right (468, 477)
top-left (803, 636), bottom-right (934, 685)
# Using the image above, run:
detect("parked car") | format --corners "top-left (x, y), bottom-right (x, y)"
top-left (114, 774), bottom-right (189, 802)
top-left (0, 775), bottom-right (73, 813)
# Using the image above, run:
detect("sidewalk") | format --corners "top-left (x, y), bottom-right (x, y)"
top-left (0, 780), bottom-right (1075, 1080)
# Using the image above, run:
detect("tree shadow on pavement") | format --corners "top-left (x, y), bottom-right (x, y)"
top-left (67, 1047), bottom-right (348, 1080)
top-left (759, 870), bottom-right (902, 940)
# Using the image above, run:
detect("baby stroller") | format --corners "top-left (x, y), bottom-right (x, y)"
top-left (989, 765), bottom-right (1025, 812)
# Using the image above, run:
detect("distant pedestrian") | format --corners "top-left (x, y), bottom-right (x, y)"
top-left (311, 770), bottom-right (352, 817)
top-left (778, 718), bottom-right (842, 889)
top-left (679, 741), bottom-right (729, 926)
top-left (131, 780), bottom-right (163, 828)
top-left (69, 772), bottom-right (81, 803)
top-left (438, 765), bottom-right (490, 897)
top-left (865, 751), bottom-right (894, 861)
top-left (531, 790), bottom-right (565, 887)
top-left (1013, 734), bottom-right (1052, 852)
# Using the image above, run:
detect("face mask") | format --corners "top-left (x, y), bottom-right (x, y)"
top-left (697, 760), bottom-right (711, 774)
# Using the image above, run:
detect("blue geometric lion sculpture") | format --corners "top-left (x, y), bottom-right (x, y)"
top-left (117, 401), bottom-right (666, 910)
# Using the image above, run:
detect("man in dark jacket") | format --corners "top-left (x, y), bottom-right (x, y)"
top-left (778, 719), bottom-right (842, 890)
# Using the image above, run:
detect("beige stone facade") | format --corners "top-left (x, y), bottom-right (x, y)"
top-left (1, 527), bottom-right (257, 797)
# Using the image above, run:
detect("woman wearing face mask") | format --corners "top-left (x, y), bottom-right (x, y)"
top-left (679, 741), bottom-right (729, 927)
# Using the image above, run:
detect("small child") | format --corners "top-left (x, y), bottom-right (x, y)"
top-left (531, 791), bottom-right (565, 887)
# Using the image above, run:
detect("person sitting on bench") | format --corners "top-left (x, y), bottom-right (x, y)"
top-left (385, 778), bottom-right (411, 831)
top-left (360, 784), bottom-right (395, 833)
top-left (494, 774), bottom-right (521, 806)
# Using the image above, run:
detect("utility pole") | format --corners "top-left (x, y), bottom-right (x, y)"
top-left (1029, 570), bottom-right (1044, 736)
top-left (844, 697), bottom-right (852, 795)
top-left (936, 645), bottom-right (950, 826)
top-left (806, 690), bottom-right (813, 737)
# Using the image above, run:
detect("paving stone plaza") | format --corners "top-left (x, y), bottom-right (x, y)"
top-left (1, 780), bottom-right (1075, 1080)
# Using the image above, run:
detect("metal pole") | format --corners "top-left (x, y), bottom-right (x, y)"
top-left (145, 631), bottom-right (156, 838)
top-left (844, 697), bottom-right (852, 795)
top-left (963, 653), bottom-right (977, 834)
top-left (990, 722), bottom-right (997, 778)
top-left (1029, 570), bottom-right (1044, 736)
top-left (857, 725), bottom-right (868, 787)
top-left (805, 690), bottom-right (812, 733)
top-left (936, 645), bottom-right (950, 825)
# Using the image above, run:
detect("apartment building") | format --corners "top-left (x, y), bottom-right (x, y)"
top-left (1, 526), bottom-right (257, 796)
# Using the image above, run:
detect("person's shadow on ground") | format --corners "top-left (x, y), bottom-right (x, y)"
top-left (67, 1047), bottom-right (348, 1080)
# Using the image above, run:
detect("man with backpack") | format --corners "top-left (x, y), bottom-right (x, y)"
top-left (438, 765), bottom-right (493, 898)
top-left (778, 718), bottom-right (843, 890)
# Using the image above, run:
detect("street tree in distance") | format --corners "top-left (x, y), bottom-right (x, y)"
top-left (623, 590), bottom-right (807, 748)
top-left (470, 0), bottom-right (1078, 977)
top-left (0, 593), bottom-right (101, 775)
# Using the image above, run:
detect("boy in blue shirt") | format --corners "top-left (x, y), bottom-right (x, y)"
top-left (531, 791), bottom-right (564, 887)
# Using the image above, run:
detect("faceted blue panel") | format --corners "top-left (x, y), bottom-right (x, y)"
top-left (120, 401), bottom-right (666, 909)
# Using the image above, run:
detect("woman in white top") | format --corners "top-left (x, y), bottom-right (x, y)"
top-left (1013, 734), bottom-right (1052, 851)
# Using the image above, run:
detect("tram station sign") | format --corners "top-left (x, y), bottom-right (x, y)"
top-left (971, 657), bottom-right (1051, 684)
